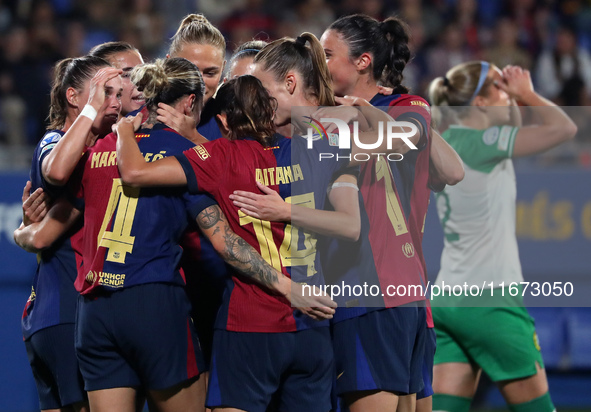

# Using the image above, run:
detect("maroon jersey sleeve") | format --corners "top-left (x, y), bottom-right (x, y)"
top-left (388, 95), bottom-right (431, 150)
top-left (174, 139), bottom-right (229, 196)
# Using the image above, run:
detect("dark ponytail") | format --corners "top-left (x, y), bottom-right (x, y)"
top-left (379, 18), bottom-right (411, 92)
top-left (214, 75), bottom-right (277, 147)
top-left (328, 14), bottom-right (411, 93)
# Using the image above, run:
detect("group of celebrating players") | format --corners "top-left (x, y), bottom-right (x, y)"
top-left (13, 9), bottom-right (576, 412)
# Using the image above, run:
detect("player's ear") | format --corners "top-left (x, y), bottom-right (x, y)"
top-left (355, 52), bottom-right (372, 72)
top-left (66, 87), bottom-right (78, 108)
top-left (185, 94), bottom-right (196, 115)
top-left (216, 113), bottom-right (230, 135)
top-left (472, 95), bottom-right (487, 109)
top-left (285, 73), bottom-right (296, 95)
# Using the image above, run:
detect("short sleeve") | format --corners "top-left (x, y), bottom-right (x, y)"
top-left (184, 192), bottom-right (218, 221)
top-left (445, 125), bottom-right (518, 173)
top-left (175, 140), bottom-right (227, 195)
top-left (386, 96), bottom-right (431, 150)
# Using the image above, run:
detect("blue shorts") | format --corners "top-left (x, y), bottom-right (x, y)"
top-left (332, 305), bottom-right (426, 396)
top-left (416, 327), bottom-right (436, 399)
top-left (206, 327), bottom-right (333, 412)
top-left (25, 323), bottom-right (86, 410)
top-left (75, 283), bottom-right (205, 391)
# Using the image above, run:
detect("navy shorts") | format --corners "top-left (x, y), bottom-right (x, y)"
top-left (75, 283), bottom-right (205, 391)
top-left (206, 327), bottom-right (333, 412)
top-left (416, 327), bottom-right (436, 399)
top-left (25, 323), bottom-right (86, 410)
top-left (332, 305), bottom-right (426, 397)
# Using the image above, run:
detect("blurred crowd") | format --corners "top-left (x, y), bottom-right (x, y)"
top-left (1, 0), bottom-right (591, 167)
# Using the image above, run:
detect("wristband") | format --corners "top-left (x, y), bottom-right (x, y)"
top-left (80, 105), bottom-right (97, 121)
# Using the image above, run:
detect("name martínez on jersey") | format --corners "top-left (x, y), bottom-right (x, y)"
top-left (255, 164), bottom-right (304, 186)
top-left (91, 151), bottom-right (167, 168)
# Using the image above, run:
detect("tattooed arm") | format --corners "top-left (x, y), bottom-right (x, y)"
top-left (196, 205), bottom-right (337, 320)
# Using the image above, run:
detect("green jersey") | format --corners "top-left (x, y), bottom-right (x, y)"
top-left (436, 125), bottom-right (522, 288)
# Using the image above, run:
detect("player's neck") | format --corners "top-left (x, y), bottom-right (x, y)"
top-left (342, 77), bottom-right (379, 102)
top-left (144, 111), bottom-right (159, 128)
top-left (460, 108), bottom-right (491, 130)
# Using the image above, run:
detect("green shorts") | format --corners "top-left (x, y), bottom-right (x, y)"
top-left (431, 291), bottom-right (544, 382)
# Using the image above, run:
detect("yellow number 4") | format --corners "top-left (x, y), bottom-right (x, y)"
top-left (97, 178), bottom-right (140, 263)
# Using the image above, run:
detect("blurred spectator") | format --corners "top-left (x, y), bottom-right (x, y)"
top-left (454, 0), bottom-right (480, 55)
top-left (0, 25), bottom-right (27, 146)
top-left (0, 0), bottom-right (589, 166)
top-left (485, 17), bottom-right (532, 70)
top-left (220, 0), bottom-right (276, 50)
top-left (0, 22), bottom-right (55, 146)
top-left (121, 0), bottom-right (165, 59)
top-left (403, 17), bottom-right (429, 94)
top-left (535, 26), bottom-right (591, 105)
top-left (426, 23), bottom-right (474, 79)
top-left (280, 0), bottom-right (334, 39)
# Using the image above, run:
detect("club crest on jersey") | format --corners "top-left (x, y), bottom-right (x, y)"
top-left (85, 271), bottom-right (98, 284)
top-left (27, 286), bottom-right (36, 302)
top-left (402, 242), bottom-right (415, 258)
top-left (193, 145), bottom-right (211, 161)
top-left (482, 127), bottom-right (499, 145)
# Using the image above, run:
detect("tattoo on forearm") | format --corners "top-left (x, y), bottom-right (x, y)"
top-left (221, 225), bottom-right (278, 287)
top-left (196, 205), bottom-right (279, 288)
top-left (197, 206), bottom-right (221, 229)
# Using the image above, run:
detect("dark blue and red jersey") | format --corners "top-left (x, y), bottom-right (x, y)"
top-left (197, 99), bottom-right (223, 141)
top-left (129, 105), bottom-right (228, 317)
top-left (371, 93), bottom-right (434, 327)
top-left (324, 94), bottom-right (431, 323)
top-left (176, 134), bottom-right (350, 333)
top-left (71, 124), bottom-right (216, 295)
top-left (22, 130), bottom-right (83, 340)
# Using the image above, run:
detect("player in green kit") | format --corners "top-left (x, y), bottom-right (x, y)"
top-left (428, 61), bottom-right (576, 412)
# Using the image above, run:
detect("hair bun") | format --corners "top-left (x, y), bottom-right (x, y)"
top-left (132, 60), bottom-right (169, 101)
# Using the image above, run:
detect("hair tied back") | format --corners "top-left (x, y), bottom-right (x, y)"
top-left (295, 36), bottom-right (306, 47)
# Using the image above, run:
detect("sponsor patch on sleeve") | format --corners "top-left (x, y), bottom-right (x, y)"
top-left (497, 126), bottom-right (512, 151)
top-left (39, 143), bottom-right (57, 159)
top-left (327, 132), bottom-right (339, 147)
top-left (40, 132), bottom-right (61, 148)
top-left (410, 100), bottom-right (431, 114)
top-left (482, 127), bottom-right (499, 146)
top-left (193, 144), bottom-right (211, 161)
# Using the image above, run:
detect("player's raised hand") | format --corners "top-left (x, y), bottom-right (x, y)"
top-left (156, 103), bottom-right (206, 144)
top-left (495, 65), bottom-right (534, 102)
top-left (87, 67), bottom-right (123, 112)
top-left (112, 112), bottom-right (143, 136)
top-left (230, 181), bottom-right (290, 222)
top-left (22, 181), bottom-right (49, 226)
